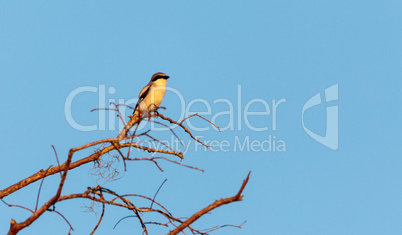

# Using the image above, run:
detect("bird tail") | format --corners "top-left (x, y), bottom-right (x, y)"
top-left (117, 110), bottom-right (141, 141)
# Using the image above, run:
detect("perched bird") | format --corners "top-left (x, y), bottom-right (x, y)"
top-left (117, 72), bottom-right (170, 141)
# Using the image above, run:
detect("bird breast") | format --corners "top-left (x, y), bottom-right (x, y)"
top-left (139, 79), bottom-right (167, 112)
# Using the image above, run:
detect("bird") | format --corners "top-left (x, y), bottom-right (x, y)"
top-left (117, 72), bottom-right (170, 141)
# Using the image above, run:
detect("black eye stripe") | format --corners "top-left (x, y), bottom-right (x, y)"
top-left (152, 75), bottom-right (169, 81)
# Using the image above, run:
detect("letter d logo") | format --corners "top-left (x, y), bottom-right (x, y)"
top-left (302, 84), bottom-right (338, 150)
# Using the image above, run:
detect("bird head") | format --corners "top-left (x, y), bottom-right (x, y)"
top-left (151, 72), bottom-right (170, 81)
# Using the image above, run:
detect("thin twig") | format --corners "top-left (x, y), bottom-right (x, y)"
top-left (1, 199), bottom-right (34, 214)
top-left (196, 220), bottom-right (247, 234)
top-left (47, 208), bottom-right (74, 234)
top-left (180, 113), bottom-right (220, 132)
top-left (90, 201), bottom-right (105, 235)
top-left (149, 119), bottom-right (186, 150)
top-left (113, 215), bottom-right (137, 229)
top-left (151, 179), bottom-right (167, 209)
top-left (51, 145), bottom-right (62, 178)
top-left (101, 187), bottom-right (148, 235)
top-left (125, 157), bottom-right (203, 172)
top-left (157, 113), bottom-right (212, 148)
top-left (35, 165), bottom-right (53, 211)
top-left (145, 133), bottom-right (175, 152)
top-left (121, 142), bottom-right (183, 159)
top-left (110, 141), bottom-right (127, 171)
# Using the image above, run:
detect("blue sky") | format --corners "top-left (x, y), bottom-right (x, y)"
top-left (1, 1), bottom-right (401, 234)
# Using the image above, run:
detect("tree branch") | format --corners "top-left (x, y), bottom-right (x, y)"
top-left (167, 171), bottom-right (251, 235)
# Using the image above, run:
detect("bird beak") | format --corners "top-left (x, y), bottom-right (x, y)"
top-left (165, 76), bottom-right (170, 79)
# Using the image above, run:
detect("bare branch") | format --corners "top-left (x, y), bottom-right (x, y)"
top-left (179, 113), bottom-right (220, 132)
top-left (196, 220), bottom-right (247, 234)
top-left (121, 142), bottom-right (183, 159)
top-left (125, 157), bottom-right (203, 172)
top-left (47, 208), bottom-right (74, 234)
top-left (144, 133), bottom-right (176, 152)
top-left (1, 199), bottom-right (34, 214)
top-left (167, 172), bottom-right (251, 235)
top-left (3, 104), bottom-right (246, 235)
top-left (113, 215), bottom-right (137, 230)
top-left (0, 138), bottom-right (183, 199)
top-left (90, 201), bottom-right (105, 235)
top-left (157, 113), bottom-right (213, 148)
top-left (148, 119), bottom-right (186, 150)
top-left (8, 144), bottom-right (76, 234)
top-left (51, 145), bottom-right (62, 178)
top-left (151, 179), bottom-right (167, 209)
top-left (0, 138), bottom-right (117, 199)
top-left (35, 165), bottom-right (53, 211)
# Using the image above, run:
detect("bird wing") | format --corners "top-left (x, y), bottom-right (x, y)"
top-left (133, 82), bottom-right (152, 114)
top-left (138, 82), bottom-right (151, 100)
